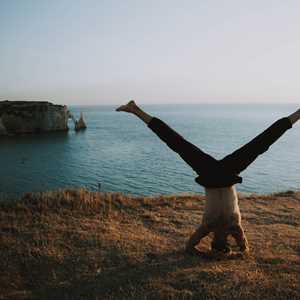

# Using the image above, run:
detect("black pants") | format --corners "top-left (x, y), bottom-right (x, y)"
top-left (148, 117), bottom-right (292, 188)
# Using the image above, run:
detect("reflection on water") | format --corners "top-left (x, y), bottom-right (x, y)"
top-left (0, 104), bottom-right (299, 198)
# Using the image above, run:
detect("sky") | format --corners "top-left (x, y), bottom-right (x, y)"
top-left (0, 0), bottom-right (299, 105)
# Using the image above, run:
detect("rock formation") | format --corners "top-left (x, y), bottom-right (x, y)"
top-left (0, 101), bottom-right (69, 135)
top-left (67, 111), bottom-right (87, 131)
top-left (75, 112), bottom-right (87, 131)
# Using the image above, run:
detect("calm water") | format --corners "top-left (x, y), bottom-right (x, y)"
top-left (1, 104), bottom-right (299, 198)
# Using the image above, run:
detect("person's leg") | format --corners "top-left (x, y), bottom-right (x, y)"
top-left (116, 100), bottom-right (219, 174)
top-left (288, 108), bottom-right (300, 125)
top-left (220, 108), bottom-right (300, 175)
top-left (116, 100), bottom-right (153, 124)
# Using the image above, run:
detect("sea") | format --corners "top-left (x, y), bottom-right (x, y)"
top-left (0, 103), bottom-right (299, 198)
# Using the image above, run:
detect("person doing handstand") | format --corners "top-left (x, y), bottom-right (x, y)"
top-left (116, 100), bottom-right (300, 254)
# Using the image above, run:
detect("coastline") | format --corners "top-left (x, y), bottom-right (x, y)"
top-left (1, 103), bottom-right (299, 197)
top-left (1, 189), bottom-right (299, 299)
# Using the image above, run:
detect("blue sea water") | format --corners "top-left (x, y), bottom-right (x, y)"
top-left (0, 104), bottom-right (299, 198)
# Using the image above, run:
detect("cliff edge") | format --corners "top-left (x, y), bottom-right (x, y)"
top-left (0, 189), bottom-right (299, 299)
top-left (0, 100), bottom-right (69, 135)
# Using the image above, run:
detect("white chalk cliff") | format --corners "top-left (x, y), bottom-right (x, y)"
top-left (0, 101), bottom-right (69, 135)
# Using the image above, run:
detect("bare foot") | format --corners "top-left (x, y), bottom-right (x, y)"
top-left (116, 100), bottom-right (137, 113)
top-left (288, 108), bottom-right (300, 125)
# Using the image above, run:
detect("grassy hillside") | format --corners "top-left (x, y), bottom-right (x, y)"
top-left (1, 189), bottom-right (300, 299)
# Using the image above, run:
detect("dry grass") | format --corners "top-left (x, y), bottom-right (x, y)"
top-left (1, 189), bottom-right (300, 299)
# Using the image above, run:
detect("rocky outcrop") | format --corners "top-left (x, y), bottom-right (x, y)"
top-left (67, 111), bottom-right (87, 131)
top-left (0, 101), bottom-right (69, 135)
top-left (75, 112), bottom-right (87, 131)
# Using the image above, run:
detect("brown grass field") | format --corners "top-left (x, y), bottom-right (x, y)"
top-left (0, 189), bottom-right (299, 299)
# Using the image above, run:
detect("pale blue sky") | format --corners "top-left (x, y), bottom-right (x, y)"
top-left (0, 0), bottom-right (299, 105)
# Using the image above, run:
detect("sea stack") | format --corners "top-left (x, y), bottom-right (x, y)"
top-left (0, 101), bottom-right (69, 135)
top-left (75, 112), bottom-right (87, 131)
